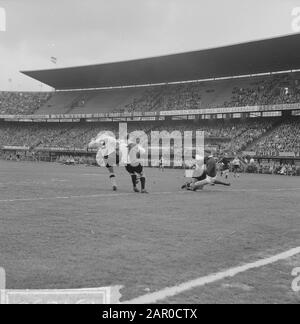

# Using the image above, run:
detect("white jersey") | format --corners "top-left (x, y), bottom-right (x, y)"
top-left (233, 158), bottom-right (241, 166)
top-left (90, 135), bottom-right (117, 156)
top-left (192, 155), bottom-right (205, 178)
top-left (89, 135), bottom-right (117, 166)
top-left (128, 144), bottom-right (146, 167)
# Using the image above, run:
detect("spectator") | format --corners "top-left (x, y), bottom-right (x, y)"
top-left (0, 92), bottom-right (51, 115)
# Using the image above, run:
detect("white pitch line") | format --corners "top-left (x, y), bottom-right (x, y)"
top-left (209, 188), bottom-right (300, 193)
top-left (0, 179), bottom-right (69, 186)
top-left (0, 187), bottom-right (299, 203)
top-left (123, 247), bottom-right (300, 304)
top-left (0, 191), bottom-right (176, 203)
top-left (0, 193), bottom-right (132, 203)
top-left (81, 174), bottom-right (108, 177)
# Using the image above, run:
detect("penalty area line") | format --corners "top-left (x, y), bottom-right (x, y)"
top-left (123, 246), bottom-right (300, 304)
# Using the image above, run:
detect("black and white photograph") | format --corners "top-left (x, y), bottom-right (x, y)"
top-left (0, 0), bottom-right (300, 309)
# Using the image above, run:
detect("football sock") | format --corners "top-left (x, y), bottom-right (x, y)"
top-left (109, 174), bottom-right (117, 187)
top-left (141, 177), bottom-right (146, 190)
top-left (131, 174), bottom-right (137, 188)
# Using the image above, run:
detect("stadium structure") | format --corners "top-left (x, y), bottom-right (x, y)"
top-left (1, 33), bottom-right (300, 173)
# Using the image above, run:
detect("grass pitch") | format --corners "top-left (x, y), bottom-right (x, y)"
top-left (0, 161), bottom-right (299, 303)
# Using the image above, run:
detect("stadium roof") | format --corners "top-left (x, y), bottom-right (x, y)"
top-left (22, 33), bottom-right (300, 90)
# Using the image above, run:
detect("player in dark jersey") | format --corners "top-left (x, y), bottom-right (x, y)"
top-left (159, 158), bottom-right (164, 172)
top-left (220, 155), bottom-right (230, 179)
top-left (232, 156), bottom-right (241, 178)
top-left (189, 153), bottom-right (231, 191)
top-left (125, 140), bottom-right (148, 194)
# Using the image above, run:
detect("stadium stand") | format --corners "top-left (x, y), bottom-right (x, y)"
top-left (0, 119), bottom-right (278, 153)
top-left (256, 161), bottom-right (299, 176)
top-left (36, 72), bottom-right (300, 114)
top-left (224, 73), bottom-right (300, 107)
top-left (0, 91), bottom-right (52, 115)
top-left (251, 120), bottom-right (300, 155)
top-left (1, 73), bottom-right (300, 116)
top-left (0, 33), bottom-right (294, 166)
top-left (0, 122), bottom-right (72, 147)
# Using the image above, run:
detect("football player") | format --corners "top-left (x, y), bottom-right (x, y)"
top-left (232, 156), bottom-right (241, 178)
top-left (181, 155), bottom-right (206, 190)
top-left (189, 152), bottom-right (231, 191)
top-left (219, 153), bottom-right (231, 179)
top-left (125, 138), bottom-right (148, 194)
top-left (88, 133), bottom-right (119, 191)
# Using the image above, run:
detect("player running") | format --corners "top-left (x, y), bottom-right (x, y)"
top-left (189, 152), bottom-right (231, 191)
top-left (125, 139), bottom-right (148, 194)
top-left (232, 156), bottom-right (241, 178)
top-left (219, 154), bottom-right (231, 179)
top-left (159, 157), bottom-right (165, 172)
top-left (88, 133), bottom-right (119, 191)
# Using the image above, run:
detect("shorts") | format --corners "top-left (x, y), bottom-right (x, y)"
top-left (101, 153), bottom-right (119, 168)
top-left (193, 173), bottom-right (207, 182)
top-left (233, 165), bottom-right (240, 171)
top-left (206, 176), bottom-right (217, 184)
top-left (125, 164), bottom-right (143, 174)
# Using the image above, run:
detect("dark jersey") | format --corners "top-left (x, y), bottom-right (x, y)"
top-left (221, 157), bottom-right (230, 170)
top-left (206, 157), bottom-right (217, 178)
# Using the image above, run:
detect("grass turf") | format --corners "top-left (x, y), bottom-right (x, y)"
top-left (0, 161), bottom-right (299, 303)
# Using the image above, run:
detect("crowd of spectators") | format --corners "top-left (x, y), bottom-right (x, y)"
top-left (0, 119), bottom-right (279, 155)
top-left (0, 123), bottom-right (71, 148)
top-left (150, 122), bottom-right (245, 138)
top-left (252, 120), bottom-right (300, 155)
top-left (261, 162), bottom-right (299, 176)
top-left (246, 160), bottom-right (300, 176)
top-left (0, 118), bottom-right (299, 177)
top-left (221, 121), bottom-right (272, 153)
top-left (120, 74), bottom-right (300, 113)
top-left (0, 92), bottom-right (52, 115)
top-left (224, 75), bottom-right (300, 107)
top-left (1, 74), bottom-right (300, 116)
top-left (0, 122), bottom-right (151, 150)
top-left (123, 83), bottom-right (204, 112)
top-left (57, 155), bottom-right (96, 165)
top-left (116, 74), bottom-right (300, 113)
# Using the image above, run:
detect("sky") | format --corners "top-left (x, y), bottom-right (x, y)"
top-left (0, 0), bottom-right (299, 91)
